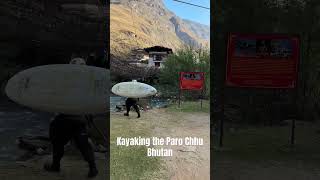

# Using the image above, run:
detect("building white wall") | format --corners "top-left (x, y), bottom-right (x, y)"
top-left (147, 52), bottom-right (169, 68)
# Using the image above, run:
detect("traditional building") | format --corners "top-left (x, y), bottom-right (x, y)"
top-left (127, 48), bottom-right (149, 67)
top-left (128, 46), bottom-right (173, 68)
top-left (144, 46), bottom-right (173, 68)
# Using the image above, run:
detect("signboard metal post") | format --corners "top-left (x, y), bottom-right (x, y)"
top-left (200, 78), bottom-right (206, 109)
top-left (291, 118), bottom-right (296, 146)
top-left (219, 104), bottom-right (224, 147)
top-left (178, 89), bottom-right (181, 108)
top-left (291, 37), bottom-right (302, 147)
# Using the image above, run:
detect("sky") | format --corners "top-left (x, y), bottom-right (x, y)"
top-left (163, 0), bottom-right (210, 26)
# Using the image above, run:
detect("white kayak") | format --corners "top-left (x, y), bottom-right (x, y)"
top-left (111, 80), bottom-right (157, 98)
top-left (5, 64), bottom-right (109, 115)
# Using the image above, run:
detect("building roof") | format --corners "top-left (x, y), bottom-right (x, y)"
top-left (132, 48), bottom-right (149, 55)
top-left (144, 46), bottom-right (173, 53)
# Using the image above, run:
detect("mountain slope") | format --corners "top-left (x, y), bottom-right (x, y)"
top-left (110, 0), bottom-right (209, 57)
top-left (182, 19), bottom-right (210, 41)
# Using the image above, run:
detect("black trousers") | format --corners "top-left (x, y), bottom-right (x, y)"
top-left (49, 117), bottom-right (95, 168)
top-left (125, 98), bottom-right (140, 116)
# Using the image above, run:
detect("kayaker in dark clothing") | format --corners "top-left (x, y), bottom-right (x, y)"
top-left (124, 98), bottom-right (140, 118)
top-left (43, 57), bottom-right (98, 178)
top-left (44, 114), bottom-right (98, 178)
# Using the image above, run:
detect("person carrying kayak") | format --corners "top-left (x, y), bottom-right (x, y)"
top-left (124, 98), bottom-right (141, 118)
top-left (44, 57), bottom-right (98, 178)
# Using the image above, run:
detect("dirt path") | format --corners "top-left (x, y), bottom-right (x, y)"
top-left (212, 120), bottom-right (320, 180)
top-left (0, 152), bottom-right (107, 180)
top-left (213, 159), bottom-right (320, 180)
top-left (144, 109), bottom-right (210, 180)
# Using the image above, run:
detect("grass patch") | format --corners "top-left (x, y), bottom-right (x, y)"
top-left (167, 100), bottom-right (209, 113)
top-left (110, 115), bottom-right (166, 180)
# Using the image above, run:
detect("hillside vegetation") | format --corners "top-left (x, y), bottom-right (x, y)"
top-left (110, 0), bottom-right (209, 57)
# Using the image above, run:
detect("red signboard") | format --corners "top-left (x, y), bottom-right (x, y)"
top-left (180, 72), bottom-right (205, 90)
top-left (226, 33), bottom-right (300, 88)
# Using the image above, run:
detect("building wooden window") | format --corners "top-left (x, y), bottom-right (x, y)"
top-left (155, 55), bottom-right (162, 61)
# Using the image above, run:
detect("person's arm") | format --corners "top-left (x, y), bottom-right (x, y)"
top-left (85, 114), bottom-right (94, 128)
